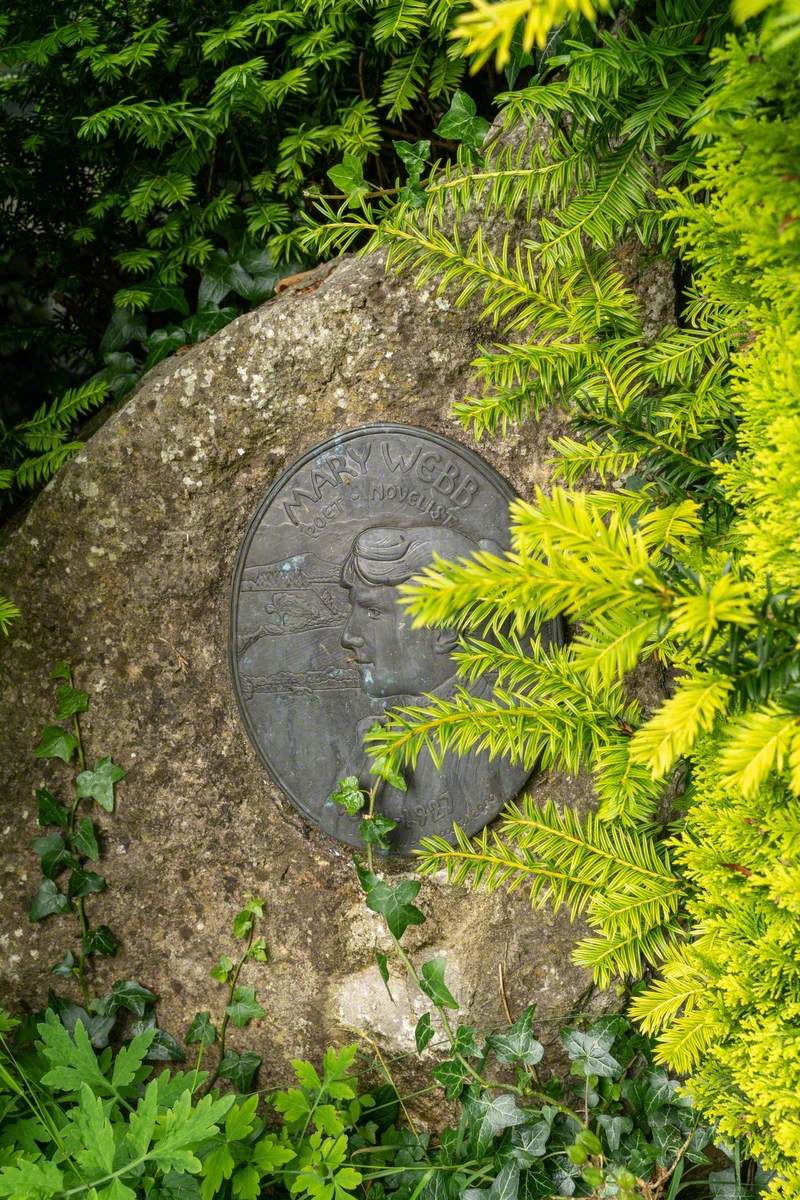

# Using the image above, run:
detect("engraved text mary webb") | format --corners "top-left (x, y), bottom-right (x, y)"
top-left (230, 425), bottom-right (559, 854)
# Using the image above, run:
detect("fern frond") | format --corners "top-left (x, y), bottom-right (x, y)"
top-left (510, 486), bottom-right (651, 571)
top-left (549, 435), bottom-right (642, 485)
top-left (19, 378), bottom-right (108, 450)
top-left (373, 0), bottom-right (430, 46)
top-left (379, 46), bottom-right (427, 118)
top-left (532, 144), bottom-right (652, 266)
top-left (366, 682), bottom-right (625, 773)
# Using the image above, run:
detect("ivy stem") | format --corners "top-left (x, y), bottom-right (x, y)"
top-left (388, 921), bottom-right (584, 1125)
top-left (364, 781), bottom-right (380, 873)
top-left (203, 917), bottom-right (256, 1093)
top-left (67, 665), bottom-right (91, 1008)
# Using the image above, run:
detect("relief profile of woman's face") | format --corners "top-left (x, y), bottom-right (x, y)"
top-left (339, 524), bottom-right (469, 700)
top-left (340, 578), bottom-right (456, 698)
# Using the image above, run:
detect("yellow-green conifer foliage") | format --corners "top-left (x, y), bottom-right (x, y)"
top-left (309, 1), bottom-right (800, 1188)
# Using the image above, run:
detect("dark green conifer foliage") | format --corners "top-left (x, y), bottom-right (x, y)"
top-left (0, 0), bottom-right (471, 499)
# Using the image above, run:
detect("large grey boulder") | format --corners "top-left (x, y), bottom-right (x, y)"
top-left (0, 246), bottom-right (670, 1095)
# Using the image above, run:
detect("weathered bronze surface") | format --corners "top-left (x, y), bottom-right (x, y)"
top-left (230, 424), bottom-right (561, 854)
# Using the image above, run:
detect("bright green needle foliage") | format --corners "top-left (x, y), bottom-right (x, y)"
top-left (309, 0), bottom-right (800, 1188)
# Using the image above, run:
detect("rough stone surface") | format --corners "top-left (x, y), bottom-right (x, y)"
top-left (0, 244), bottom-right (672, 1099)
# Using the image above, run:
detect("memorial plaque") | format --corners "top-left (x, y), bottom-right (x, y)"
top-left (230, 424), bottom-right (562, 854)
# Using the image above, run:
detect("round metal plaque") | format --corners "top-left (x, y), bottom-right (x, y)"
top-left (230, 424), bottom-right (558, 854)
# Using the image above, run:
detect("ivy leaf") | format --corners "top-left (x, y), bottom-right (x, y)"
top-left (453, 1025), bottom-right (481, 1058)
top-left (73, 817), bottom-right (100, 861)
top-left (237, 247), bottom-right (283, 304)
top-left (396, 139), bottom-right (430, 185)
top-left (225, 986), bottom-right (266, 1028)
top-left (248, 937), bottom-right (269, 962)
top-left (596, 1113), bottom-right (633, 1154)
top-left (370, 752), bottom-right (407, 791)
top-left (211, 954), bottom-right (234, 982)
top-left (54, 684), bottom-right (89, 718)
top-left (375, 951), bottom-right (394, 1001)
top-left (329, 776), bottom-right (365, 815)
top-left (434, 90), bottom-right (490, 152)
top-left (34, 833), bottom-right (79, 879)
top-left (356, 866), bottom-right (425, 940)
top-left (419, 958), bottom-right (458, 1009)
top-left (29, 879), bottom-right (70, 921)
top-left (512, 1110), bottom-right (556, 1161)
top-left (219, 1050), bottom-right (262, 1091)
top-left (463, 1092), bottom-right (529, 1156)
top-left (35, 725), bottom-right (78, 763)
top-left (130, 1016), bottom-right (185, 1062)
top-left (415, 1013), bottom-right (434, 1053)
top-left (100, 307), bottom-right (147, 354)
top-left (489, 1161), bottom-right (520, 1200)
top-left (58, 1003), bottom-right (115, 1050)
top-left (644, 1070), bottom-right (683, 1115)
top-left (232, 897), bottom-right (264, 939)
top-left (75, 757), bottom-right (125, 812)
top-left (68, 868), bottom-right (106, 898)
top-left (198, 249), bottom-right (255, 307)
top-left (432, 1057), bottom-right (471, 1099)
top-left (83, 925), bottom-right (120, 956)
top-left (186, 1011), bottom-right (217, 1046)
top-left (150, 284), bottom-right (190, 316)
top-left (361, 813), bottom-right (397, 850)
top-left (95, 979), bottom-right (157, 1018)
top-left (50, 661), bottom-right (72, 680)
top-left (486, 1006), bottom-right (544, 1066)
top-left (100, 351), bottom-right (140, 398)
top-left (52, 949), bottom-right (76, 977)
top-left (327, 154), bottom-right (369, 209)
top-left (562, 1027), bottom-right (621, 1079)
top-left (183, 306), bottom-right (237, 343)
top-left (141, 326), bottom-right (188, 373)
top-left (37, 787), bottom-right (68, 828)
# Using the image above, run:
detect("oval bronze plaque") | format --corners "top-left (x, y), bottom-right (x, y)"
top-left (230, 424), bottom-right (560, 854)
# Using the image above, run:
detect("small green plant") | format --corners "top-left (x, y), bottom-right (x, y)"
top-left (28, 661), bottom-right (126, 1005)
top-left (189, 897), bottom-right (270, 1094)
top-left (0, 678), bottom-right (725, 1200)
